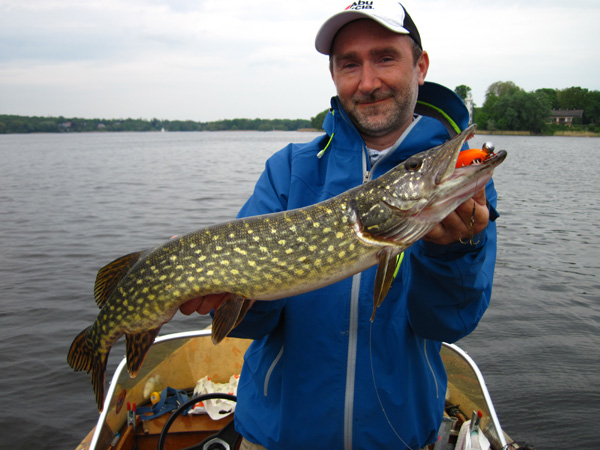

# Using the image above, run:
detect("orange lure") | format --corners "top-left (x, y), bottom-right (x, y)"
top-left (456, 145), bottom-right (495, 168)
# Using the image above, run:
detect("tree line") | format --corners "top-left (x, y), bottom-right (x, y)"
top-left (312, 82), bottom-right (600, 135)
top-left (457, 82), bottom-right (600, 134)
top-left (2, 82), bottom-right (598, 135)
top-left (0, 115), bottom-right (313, 134)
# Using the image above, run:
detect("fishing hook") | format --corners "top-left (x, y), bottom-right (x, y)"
top-left (459, 202), bottom-right (480, 245)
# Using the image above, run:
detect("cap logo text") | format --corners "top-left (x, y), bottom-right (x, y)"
top-left (346, 1), bottom-right (374, 10)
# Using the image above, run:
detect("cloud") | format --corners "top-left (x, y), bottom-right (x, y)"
top-left (0, 0), bottom-right (598, 119)
top-left (413, 0), bottom-right (600, 104)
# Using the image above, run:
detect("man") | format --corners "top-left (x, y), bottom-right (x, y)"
top-left (181, 1), bottom-right (498, 449)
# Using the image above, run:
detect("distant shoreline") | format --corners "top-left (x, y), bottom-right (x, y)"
top-left (476, 130), bottom-right (599, 137)
top-left (2, 129), bottom-right (598, 137)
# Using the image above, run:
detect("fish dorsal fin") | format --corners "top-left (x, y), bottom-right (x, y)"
top-left (125, 326), bottom-right (162, 377)
top-left (94, 251), bottom-right (144, 308)
top-left (212, 295), bottom-right (251, 345)
top-left (371, 248), bottom-right (399, 322)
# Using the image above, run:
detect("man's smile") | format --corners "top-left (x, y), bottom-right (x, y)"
top-left (355, 95), bottom-right (393, 108)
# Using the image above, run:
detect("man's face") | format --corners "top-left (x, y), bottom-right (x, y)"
top-left (330, 19), bottom-right (429, 145)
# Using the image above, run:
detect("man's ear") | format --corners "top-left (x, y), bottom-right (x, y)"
top-left (416, 50), bottom-right (429, 85)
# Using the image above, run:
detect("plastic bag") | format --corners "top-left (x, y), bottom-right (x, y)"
top-left (455, 420), bottom-right (491, 450)
top-left (187, 375), bottom-right (239, 420)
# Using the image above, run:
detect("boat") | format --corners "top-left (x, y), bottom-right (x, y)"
top-left (74, 329), bottom-right (524, 450)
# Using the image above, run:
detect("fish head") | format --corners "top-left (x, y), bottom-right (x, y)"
top-left (353, 124), bottom-right (507, 245)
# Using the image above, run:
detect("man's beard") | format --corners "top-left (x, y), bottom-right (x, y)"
top-left (341, 88), bottom-right (417, 139)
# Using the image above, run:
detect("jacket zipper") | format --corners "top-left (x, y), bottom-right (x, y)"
top-left (362, 115), bottom-right (422, 182)
top-left (341, 111), bottom-right (422, 449)
top-left (344, 272), bottom-right (362, 450)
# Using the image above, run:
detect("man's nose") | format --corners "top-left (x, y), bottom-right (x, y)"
top-left (358, 63), bottom-right (382, 94)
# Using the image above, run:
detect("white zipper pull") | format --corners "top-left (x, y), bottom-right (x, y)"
top-left (362, 146), bottom-right (371, 184)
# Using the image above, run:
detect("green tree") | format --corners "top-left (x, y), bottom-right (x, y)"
top-left (536, 88), bottom-right (560, 109)
top-left (486, 81), bottom-right (522, 99)
top-left (454, 85), bottom-right (472, 102)
top-left (492, 90), bottom-right (551, 133)
top-left (311, 109), bottom-right (329, 130)
top-left (477, 81), bottom-right (524, 131)
top-left (555, 86), bottom-right (600, 125)
top-left (584, 90), bottom-right (600, 125)
top-left (557, 86), bottom-right (589, 110)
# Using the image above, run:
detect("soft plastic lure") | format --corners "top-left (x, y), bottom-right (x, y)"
top-left (456, 142), bottom-right (496, 168)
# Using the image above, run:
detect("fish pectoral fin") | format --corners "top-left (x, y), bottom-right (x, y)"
top-left (125, 326), bottom-right (162, 378)
top-left (212, 294), bottom-right (251, 345)
top-left (94, 251), bottom-right (145, 308)
top-left (371, 248), bottom-right (397, 322)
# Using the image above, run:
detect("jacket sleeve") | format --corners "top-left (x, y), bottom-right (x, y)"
top-left (405, 179), bottom-right (499, 342)
top-left (225, 147), bottom-right (293, 340)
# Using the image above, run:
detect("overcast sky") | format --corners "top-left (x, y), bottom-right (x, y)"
top-left (1, 0), bottom-right (599, 121)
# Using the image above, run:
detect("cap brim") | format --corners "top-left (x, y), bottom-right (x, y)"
top-left (315, 10), bottom-right (410, 55)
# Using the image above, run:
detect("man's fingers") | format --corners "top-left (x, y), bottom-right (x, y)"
top-left (422, 188), bottom-right (489, 245)
top-left (180, 297), bottom-right (204, 315)
top-left (179, 293), bottom-right (231, 316)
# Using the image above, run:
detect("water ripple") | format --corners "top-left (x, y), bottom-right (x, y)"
top-left (1, 131), bottom-right (597, 450)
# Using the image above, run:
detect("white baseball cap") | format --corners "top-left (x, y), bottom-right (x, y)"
top-left (315, 1), bottom-right (422, 55)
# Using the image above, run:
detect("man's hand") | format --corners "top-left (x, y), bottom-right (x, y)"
top-left (179, 293), bottom-right (256, 316)
top-left (179, 293), bottom-right (229, 315)
top-left (422, 188), bottom-right (489, 245)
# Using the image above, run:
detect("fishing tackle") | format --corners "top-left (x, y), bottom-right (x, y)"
top-left (459, 202), bottom-right (481, 246)
top-left (455, 141), bottom-right (496, 168)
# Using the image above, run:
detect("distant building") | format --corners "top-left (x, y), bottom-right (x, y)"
top-left (550, 109), bottom-right (584, 126)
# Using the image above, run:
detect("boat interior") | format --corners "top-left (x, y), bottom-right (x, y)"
top-left (75, 330), bottom-right (521, 450)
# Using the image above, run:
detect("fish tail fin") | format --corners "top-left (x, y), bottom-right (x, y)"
top-left (91, 354), bottom-right (109, 412)
top-left (125, 327), bottom-right (162, 378)
top-left (212, 295), bottom-right (252, 345)
top-left (67, 327), bottom-right (109, 411)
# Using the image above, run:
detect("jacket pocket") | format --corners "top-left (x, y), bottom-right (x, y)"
top-left (263, 345), bottom-right (284, 397)
top-left (239, 326), bottom-right (285, 400)
top-left (423, 339), bottom-right (439, 399)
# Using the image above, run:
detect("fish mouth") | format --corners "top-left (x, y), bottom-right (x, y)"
top-left (416, 125), bottom-right (506, 222)
top-left (450, 148), bottom-right (507, 181)
top-left (433, 124), bottom-right (477, 186)
top-left (434, 123), bottom-right (506, 195)
top-left (425, 147), bottom-right (507, 218)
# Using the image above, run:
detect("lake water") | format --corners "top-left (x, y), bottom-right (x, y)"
top-left (1, 131), bottom-right (598, 449)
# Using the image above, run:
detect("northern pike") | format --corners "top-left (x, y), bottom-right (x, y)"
top-left (68, 124), bottom-right (506, 411)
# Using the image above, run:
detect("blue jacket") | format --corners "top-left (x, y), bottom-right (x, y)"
top-left (230, 83), bottom-right (499, 449)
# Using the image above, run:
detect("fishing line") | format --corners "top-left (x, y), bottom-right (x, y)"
top-left (369, 320), bottom-right (415, 450)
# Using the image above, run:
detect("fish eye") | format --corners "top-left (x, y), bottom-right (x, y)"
top-left (404, 157), bottom-right (422, 171)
